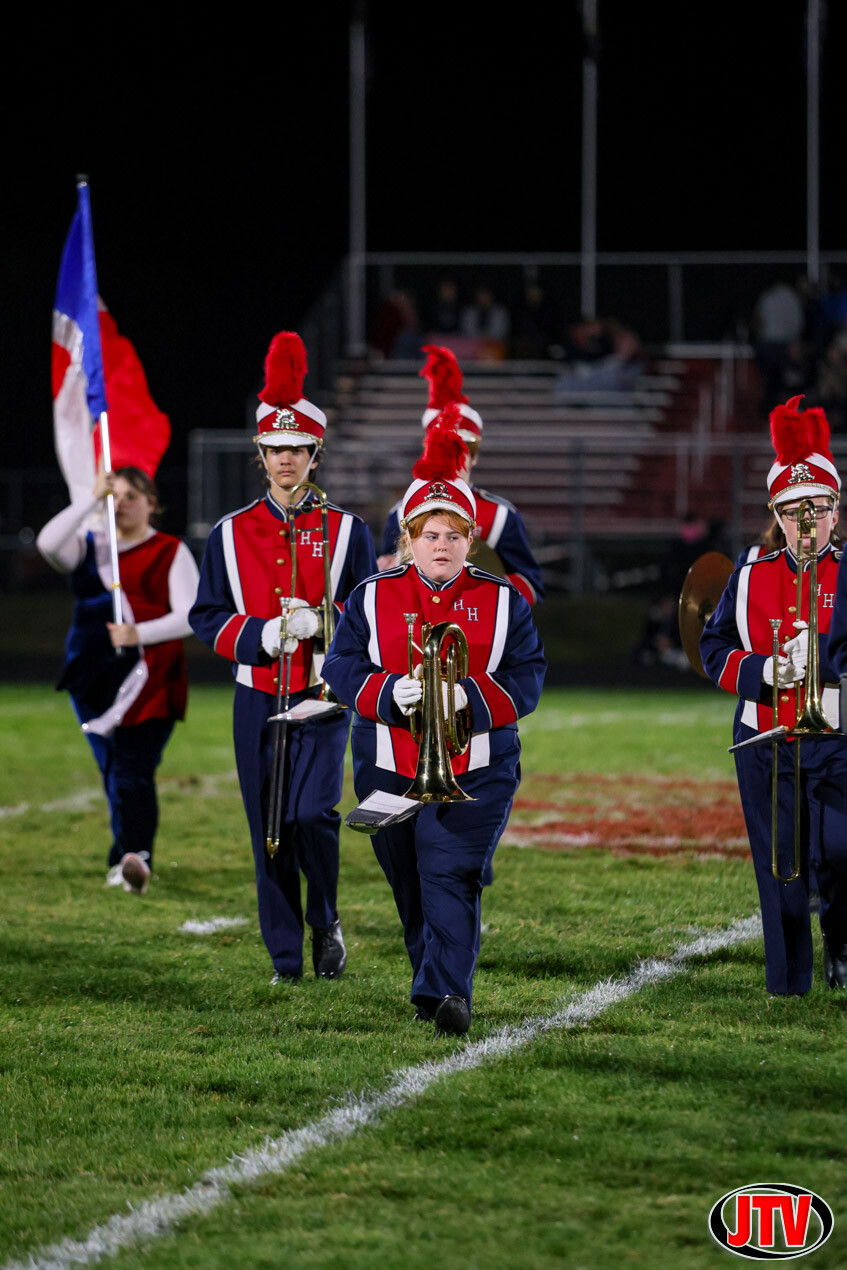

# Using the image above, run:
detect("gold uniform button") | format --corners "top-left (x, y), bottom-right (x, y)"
top-left (276, 557), bottom-right (285, 565)
top-left (279, 528), bottom-right (287, 536)
top-left (788, 605), bottom-right (797, 613)
top-left (431, 595), bottom-right (441, 604)
top-left (780, 694), bottom-right (789, 703)
top-left (275, 587), bottom-right (283, 595)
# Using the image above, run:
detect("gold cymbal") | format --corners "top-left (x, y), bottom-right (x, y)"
top-left (678, 551), bottom-right (735, 678)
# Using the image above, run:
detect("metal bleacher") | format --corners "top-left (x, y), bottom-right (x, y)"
top-left (320, 359), bottom-right (686, 541)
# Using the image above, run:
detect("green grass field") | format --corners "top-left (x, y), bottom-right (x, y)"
top-left (1, 684), bottom-right (845, 1269)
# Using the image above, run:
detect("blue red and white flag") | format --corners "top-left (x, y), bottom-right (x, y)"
top-left (52, 182), bottom-right (171, 503)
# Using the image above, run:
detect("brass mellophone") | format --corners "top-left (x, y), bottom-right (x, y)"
top-left (401, 613), bottom-right (474, 804)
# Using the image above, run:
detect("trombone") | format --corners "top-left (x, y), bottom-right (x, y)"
top-left (265, 477), bottom-right (343, 857)
top-left (730, 498), bottom-right (838, 882)
top-left (402, 613), bottom-right (474, 804)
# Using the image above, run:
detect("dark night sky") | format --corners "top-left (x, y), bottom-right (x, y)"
top-left (4, 2), bottom-right (845, 479)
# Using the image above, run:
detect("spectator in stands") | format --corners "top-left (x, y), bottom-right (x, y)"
top-left (752, 279), bottom-right (805, 409)
top-left (510, 283), bottom-right (560, 360)
top-left (371, 290), bottom-right (422, 361)
top-left (460, 286), bottom-right (510, 344)
top-left (424, 278), bottom-right (462, 335)
top-left (774, 338), bottom-right (815, 400)
top-left (818, 273), bottom-right (847, 347)
top-left (556, 316), bottom-right (642, 392)
top-left (816, 328), bottom-right (847, 433)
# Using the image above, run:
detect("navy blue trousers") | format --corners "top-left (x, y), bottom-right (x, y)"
top-left (352, 740), bottom-right (521, 1011)
top-left (233, 684), bottom-right (350, 977)
top-left (71, 696), bottom-right (175, 868)
top-left (734, 726), bottom-right (847, 995)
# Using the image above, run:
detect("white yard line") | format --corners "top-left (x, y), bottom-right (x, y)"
top-left (3, 915), bottom-right (762, 1270)
top-left (0, 772), bottom-right (239, 820)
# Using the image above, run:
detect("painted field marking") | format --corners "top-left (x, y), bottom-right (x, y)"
top-left (178, 917), bottom-right (249, 936)
top-left (2, 915), bottom-right (762, 1270)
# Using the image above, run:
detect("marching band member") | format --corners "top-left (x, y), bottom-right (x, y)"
top-left (189, 332), bottom-right (377, 984)
top-left (323, 405), bottom-right (546, 1035)
top-left (701, 396), bottom-right (847, 994)
top-left (36, 466), bottom-right (199, 894)
top-left (377, 345), bottom-right (544, 607)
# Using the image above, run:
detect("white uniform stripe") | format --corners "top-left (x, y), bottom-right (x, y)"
top-left (375, 722), bottom-right (395, 770)
top-left (823, 685), bottom-right (839, 729)
top-left (467, 732), bottom-right (490, 771)
top-left (735, 565), bottom-right (752, 652)
top-left (734, 564), bottom-right (759, 726)
top-left (222, 519), bottom-right (246, 614)
top-left (486, 503), bottom-right (509, 550)
top-left (364, 581), bottom-right (380, 666)
top-left (330, 514), bottom-right (353, 599)
top-left (486, 587), bottom-right (510, 672)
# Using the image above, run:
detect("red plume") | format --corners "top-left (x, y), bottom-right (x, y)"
top-left (259, 331), bottom-right (307, 407)
top-left (419, 344), bottom-right (469, 409)
top-left (412, 403), bottom-right (469, 480)
top-left (769, 395), bottom-right (813, 465)
top-left (803, 405), bottom-right (833, 459)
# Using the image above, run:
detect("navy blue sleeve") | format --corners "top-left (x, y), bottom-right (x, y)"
top-left (188, 525), bottom-right (267, 666)
top-left (336, 519), bottom-right (378, 604)
top-left (825, 553), bottom-right (847, 678)
top-left (700, 569), bottom-right (768, 699)
top-left (491, 505), bottom-right (545, 604)
top-left (381, 506), bottom-right (401, 556)
top-left (322, 585), bottom-right (406, 724)
top-left (460, 589), bottom-right (547, 730)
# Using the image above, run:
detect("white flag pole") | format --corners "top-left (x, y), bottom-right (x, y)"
top-left (98, 408), bottom-right (124, 626)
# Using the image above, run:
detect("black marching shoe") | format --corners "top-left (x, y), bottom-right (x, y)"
top-left (311, 919), bottom-right (347, 979)
top-left (434, 994), bottom-right (471, 1037)
top-left (822, 937), bottom-right (847, 989)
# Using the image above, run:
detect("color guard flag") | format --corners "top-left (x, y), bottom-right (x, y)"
top-left (52, 180), bottom-right (171, 503)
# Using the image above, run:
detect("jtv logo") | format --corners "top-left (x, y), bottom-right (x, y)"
top-left (709, 1183), bottom-right (834, 1259)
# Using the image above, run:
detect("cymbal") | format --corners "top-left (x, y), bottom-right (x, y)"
top-left (678, 551), bottom-right (735, 678)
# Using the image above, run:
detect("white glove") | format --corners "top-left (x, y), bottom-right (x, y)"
top-left (284, 606), bottom-right (320, 641)
top-left (441, 682), bottom-right (469, 713)
top-left (783, 621), bottom-right (808, 677)
top-left (261, 599), bottom-right (319, 658)
top-left (261, 618), bottom-right (284, 658)
top-left (762, 655), bottom-right (798, 688)
top-left (393, 675), bottom-right (423, 716)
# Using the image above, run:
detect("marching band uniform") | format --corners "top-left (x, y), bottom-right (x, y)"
top-left (380, 346), bottom-right (544, 606)
top-left (189, 332), bottom-right (377, 981)
top-left (701, 397), bottom-right (847, 994)
top-left (37, 481), bottom-right (198, 890)
top-left (323, 407), bottom-right (546, 1030)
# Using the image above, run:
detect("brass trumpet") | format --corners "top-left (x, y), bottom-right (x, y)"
top-left (402, 616), bottom-right (475, 804)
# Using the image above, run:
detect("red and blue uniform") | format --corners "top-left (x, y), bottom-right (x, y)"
top-left (322, 562), bottom-right (545, 1012)
top-left (382, 487), bottom-right (544, 606)
top-left (36, 506), bottom-right (197, 873)
top-left (701, 545), bottom-right (847, 994)
top-left (189, 491), bottom-right (377, 977)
